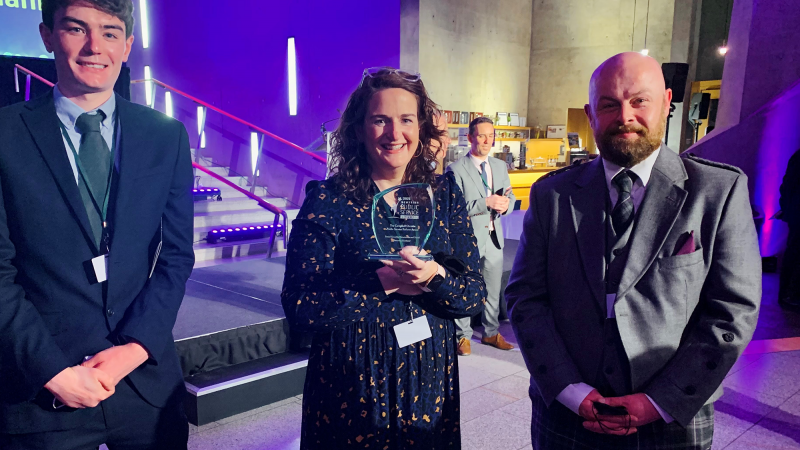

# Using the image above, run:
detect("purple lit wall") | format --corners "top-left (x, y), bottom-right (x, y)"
top-left (693, 81), bottom-right (800, 258)
top-left (691, 0), bottom-right (800, 260)
top-left (126, 1), bottom-right (401, 206)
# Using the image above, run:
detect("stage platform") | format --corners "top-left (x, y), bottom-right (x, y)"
top-left (176, 257), bottom-right (287, 341)
top-left (174, 256), bottom-right (308, 426)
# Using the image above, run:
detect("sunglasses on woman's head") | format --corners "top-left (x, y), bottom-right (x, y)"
top-left (359, 67), bottom-right (421, 88)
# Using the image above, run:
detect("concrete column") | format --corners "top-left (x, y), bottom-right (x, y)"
top-left (417, 0), bottom-right (533, 116)
top-left (668, 0), bottom-right (702, 151)
top-left (715, 0), bottom-right (800, 132)
top-left (401, 0), bottom-right (420, 73)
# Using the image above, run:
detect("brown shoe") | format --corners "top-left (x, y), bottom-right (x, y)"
top-left (457, 337), bottom-right (472, 356)
top-left (481, 333), bottom-right (514, 350)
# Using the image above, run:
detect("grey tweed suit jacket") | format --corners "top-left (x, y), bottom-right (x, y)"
top-left (446, 154), bottom-right (516, 256)
top-left (505, 146), bottom-right (761, 427)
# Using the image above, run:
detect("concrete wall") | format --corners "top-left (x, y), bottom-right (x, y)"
top-left (526, 0), bottom-right (675, 129)
top-left (417, 0), bottom-right (533, 118)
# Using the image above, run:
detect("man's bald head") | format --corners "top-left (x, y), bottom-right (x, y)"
top-left (589, 52), bottom-right (666, 104)
top-left (584, 52), bottom-right (672, 167)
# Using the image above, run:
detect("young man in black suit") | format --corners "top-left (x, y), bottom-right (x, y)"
top-left (0, 0), bottom-right (195, 448)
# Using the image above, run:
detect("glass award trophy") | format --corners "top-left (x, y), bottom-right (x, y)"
top-left (369, 183), bottom-right (435, 260)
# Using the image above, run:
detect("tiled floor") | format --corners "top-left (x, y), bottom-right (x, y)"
top-left (184, 318), bottom-right (800, 449)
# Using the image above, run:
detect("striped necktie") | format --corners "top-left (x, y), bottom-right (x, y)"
top-left (611, 170), bottom-right (637, 235)
top-left (480, 161), bottom-right (490, 196)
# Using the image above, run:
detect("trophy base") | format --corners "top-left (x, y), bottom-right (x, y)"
top-left (368, 253), bottom-right (434, 261)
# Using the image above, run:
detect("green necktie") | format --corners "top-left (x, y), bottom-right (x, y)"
top-left (75, 111), bottom-right (111, 246)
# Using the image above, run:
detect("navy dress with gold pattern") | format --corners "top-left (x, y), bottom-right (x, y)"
top-left (281, 172), bottom-right (486, 449)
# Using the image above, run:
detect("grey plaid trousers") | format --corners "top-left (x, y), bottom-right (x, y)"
top-left (530, 393), bottom-right (714, 450)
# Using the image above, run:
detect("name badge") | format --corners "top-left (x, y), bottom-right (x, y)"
top-left (91, 254), bottom-right (109, 283)
top-left (393, 315), bottom-right (432, 348)
top-left (606, 293), bottom-right (617, 319)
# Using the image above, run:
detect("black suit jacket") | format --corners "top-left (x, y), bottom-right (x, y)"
top-left (780, 149), bottom-right (800, 226)
top-left (0, 91), bottom-right (195, 433)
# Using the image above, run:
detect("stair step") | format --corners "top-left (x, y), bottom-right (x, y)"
top-left (193, 211), bottom-right (298, 238)
top-left (194, 196), bottom-right (290, 212)
top-left (193, 237), bottom-right (287, 262)
top-left (192, 249), bottom-right (287, 268)
top-left (193, 165), bottom-right (231, 177)
top-left (184, 350), bottom-right (308, 426)
top-left (193, 208), bottom-right (283, 229)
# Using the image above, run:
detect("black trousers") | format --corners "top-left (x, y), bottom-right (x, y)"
top-left (781, 227), bottom-right (800, 301)
top-left (0, 378), bottom-right (188, 450)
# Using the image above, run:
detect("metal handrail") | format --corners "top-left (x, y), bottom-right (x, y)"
top-left (193, 163), bottom-right (287, 257)
top-left (131, 78), bottom-right (327, 164)
top-left (11, 64), bottom-right (288, 257)
top-left (14, 64), bottom-right (55, 98)
top-left (14, 64), bottom-right (55, 87)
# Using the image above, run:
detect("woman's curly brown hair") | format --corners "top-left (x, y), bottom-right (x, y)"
top-left (328, 68), bottom-right (446, 205)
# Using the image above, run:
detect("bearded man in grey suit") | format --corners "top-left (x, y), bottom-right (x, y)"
top-left (505, 52), bottom-right (761, 449)
top-left (447, 117), bottom-right (516, 355)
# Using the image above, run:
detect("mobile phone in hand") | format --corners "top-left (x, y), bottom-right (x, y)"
top-left (593, 401), bottom-right (628, 416)
top-left (494, 187), bottom-right (512, 197)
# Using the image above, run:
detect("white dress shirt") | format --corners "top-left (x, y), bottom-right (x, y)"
top-left (469, 152), bottom-right (493, 195)
top-left (555, 147), bottom-right (673, 423)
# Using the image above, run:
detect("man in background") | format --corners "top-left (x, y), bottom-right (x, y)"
top-left (447, 116), bottom-right (516, 355)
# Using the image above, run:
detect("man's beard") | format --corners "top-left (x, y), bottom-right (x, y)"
top-left (597, 113), bottom-right (666, 168)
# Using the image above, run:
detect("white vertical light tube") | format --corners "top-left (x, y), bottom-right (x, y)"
top-left (196, 106), bottom-right (204, 135)
top-left (165, 91), bottom-right (173, 118)
top-left (287, 37), bottom-right (297, 116)
top-left (139, 0), bottom-right (150, 49)
top-left (197, 106), bottom-right (206, 148)
top-left (144, 66), bottom-right (152, 107)
top-left (250, 132), bottom-right (259, 175)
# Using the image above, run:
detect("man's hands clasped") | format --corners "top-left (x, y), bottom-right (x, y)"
top-left (579, 389), bottom-right (661, 436)
top-left (44, 342), bottom-right (149, 409)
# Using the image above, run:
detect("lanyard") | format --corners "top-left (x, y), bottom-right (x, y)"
top-left (478, 163), bottom-right (491, 194)
top-left (58, 114), bottom-right (118, 251)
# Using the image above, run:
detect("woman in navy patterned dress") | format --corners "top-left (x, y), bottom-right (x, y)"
top-left (281, 68), bottom-right (486, 449)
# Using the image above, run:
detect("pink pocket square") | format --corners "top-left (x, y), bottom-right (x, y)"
top-left (676, 231), bottom-right (696, 256)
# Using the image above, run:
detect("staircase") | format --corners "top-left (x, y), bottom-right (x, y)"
top-left (190, 153), bottom-right (301, 265)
